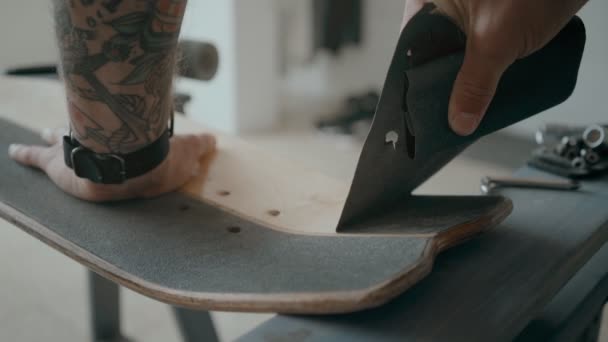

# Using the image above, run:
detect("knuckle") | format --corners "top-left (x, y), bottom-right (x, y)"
top-left (20, 148), bottom-right (35, 163)
top-left (457, 79), bottom-right (495, 104)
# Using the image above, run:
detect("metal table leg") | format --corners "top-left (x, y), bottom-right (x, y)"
top-left (89, 271), bottom-right (126, 342)
top-left (173, 307), bottom-right (219, 342)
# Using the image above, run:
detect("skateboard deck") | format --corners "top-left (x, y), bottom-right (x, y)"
top-left (0, 115), bottom-right (510, 313)
top-left (0, 78), bottom-right (511, 313)
top-left (0, 8), bottom-right (585, 314)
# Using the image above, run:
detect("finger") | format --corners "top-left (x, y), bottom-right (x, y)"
top-left (448, 47), bottom-right (512, 136)
top-left (8, 144), bottom-right (53, 169)
top-left (41, 127), bottom-right (67, 145)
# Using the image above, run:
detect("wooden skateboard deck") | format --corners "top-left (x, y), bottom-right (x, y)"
top-left (0, 8), bottom-right (585, 314)
top-left (0, 114), bottom-right (510, 313)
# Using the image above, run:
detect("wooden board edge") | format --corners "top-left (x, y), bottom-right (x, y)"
top-left (433, 195), bottom-right (514, 252)
top-left (0, 200), bottom-right (435, 314)
top-left (0, 197), bottom-right (510, 314)
top-left (335, 196), bottom-right (515, 313)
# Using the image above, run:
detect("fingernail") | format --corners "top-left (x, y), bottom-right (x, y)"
top-left (8, 144), bottom-right (19, 157)
top-left (42, 128), bottom-right (53, 141)
top-left (450, 112), bottom-right (480, 136)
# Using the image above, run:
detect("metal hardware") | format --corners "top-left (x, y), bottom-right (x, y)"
top-left (583, 124), bottom-right (607, 150)
top-left (581, 148), bottom-right (600, 164)
top-left (71, 146), bottom-right (127, 183)
top-left (481, 176), bottom-right (580, 194)
top-left (571, 156), bottom-right (586, 169)
top-left (535, 124), bottom-right (583, 146)
top-left (531, 123), bottom-right (608, 178)
top-left (70, 145), bottom-right (84, 174)
top-left (169, 111), bottom-right (175, 137)
top-left (385, 131), bottom-right (399, 150)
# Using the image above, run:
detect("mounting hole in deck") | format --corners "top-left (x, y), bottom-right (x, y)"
top-left (227, 226), bottom-right (241, 233)
top-left (179, 204), bottom-right (190, 211)
top-left (267, 209), bottom-right (281, 217)
top-left (217, 190), bottom-right (231, 196)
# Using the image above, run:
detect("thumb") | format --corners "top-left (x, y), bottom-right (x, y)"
top-left (448, 47), bottom-right (512, 136)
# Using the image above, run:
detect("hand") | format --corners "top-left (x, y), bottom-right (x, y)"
top-left (402, 0), bottom-right (587, 135)
top-left (8, 128), bottom-right (216, 202)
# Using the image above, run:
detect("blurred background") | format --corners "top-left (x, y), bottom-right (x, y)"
top-left (0, 1), bottom-right (607, 341)
top-left (2, 0), bottom-right (606, 137)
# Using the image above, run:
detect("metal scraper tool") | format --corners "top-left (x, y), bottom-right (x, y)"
top-left (336, 4), bottom-right (586, 231)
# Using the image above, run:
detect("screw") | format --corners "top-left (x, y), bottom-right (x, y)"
top-left (571, 157), bottom-right (586, 169)
top-left (580, 148), bottom-right (600, 165)
top-left (480, 176), bottom-right (580, 194)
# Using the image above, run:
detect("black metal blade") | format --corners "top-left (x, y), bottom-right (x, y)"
top-left (337, 5), bottom-right (586, 230)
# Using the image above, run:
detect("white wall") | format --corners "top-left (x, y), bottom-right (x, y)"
top-left (177, 0), bottom-right (239, 132)
top-left (281, 0), bottom-right (404, 119)
top-left (0, 1), bottom-right (57, 70)
top-left (179, 0), bottom-right (280, 134)
top-left (233, 0), bottom-right (279, 132)
top-left (2, 1), bottom-right (606, 136)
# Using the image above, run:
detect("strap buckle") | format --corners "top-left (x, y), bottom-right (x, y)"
top-left (65, 113), bottom-right (172, 184)
top-left (169, 111), bottom-right (174, 137)
top-left (70, 145), bottom-right (127, 184)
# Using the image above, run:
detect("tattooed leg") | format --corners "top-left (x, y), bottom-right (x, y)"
top-left (8, 0), bottom-right (216, 202)
top-left (53, 0), bottom-right (186, 154)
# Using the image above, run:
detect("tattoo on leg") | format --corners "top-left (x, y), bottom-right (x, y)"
top-left (102, 0), bottom-right (123, 13)
top-left (86, 16), bottom-right (97, 28)
top-left (53, 0), bottom-right (186, 153)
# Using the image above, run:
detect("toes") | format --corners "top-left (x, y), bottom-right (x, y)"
top-left (8, 144), bottom-right (52, 169)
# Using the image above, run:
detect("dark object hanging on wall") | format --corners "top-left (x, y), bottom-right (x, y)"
top-left (4, 65), bottom-right (58, 79)
top-left (313, 0), bottom-right (362, 55)
top-left (178, 40), bottom-right (220, 82)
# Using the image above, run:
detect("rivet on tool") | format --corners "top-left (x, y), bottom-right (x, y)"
top-left (385, 131), bottom-right (399, 150)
